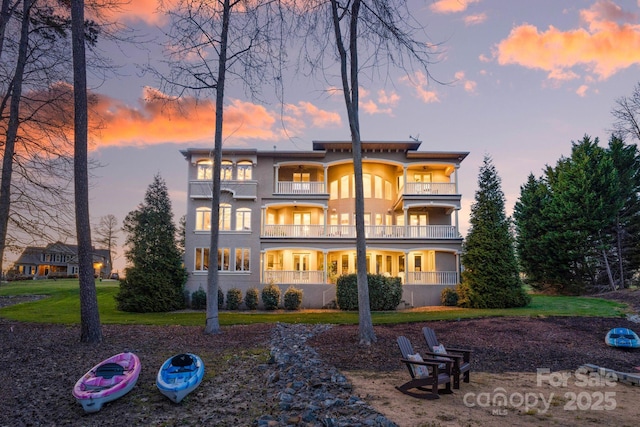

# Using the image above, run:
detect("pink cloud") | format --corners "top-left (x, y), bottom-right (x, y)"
top-left (430, 0), bottom-right (482, 14)
top-left (494, 1), bottom-right (640, 81)
top-left (400, 72), bottom-right (440, 103)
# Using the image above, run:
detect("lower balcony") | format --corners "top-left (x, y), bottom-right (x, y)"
top-left (261, 270), bottom-right (459, 285)
top-left (262, 224), bottom-right (460, 239)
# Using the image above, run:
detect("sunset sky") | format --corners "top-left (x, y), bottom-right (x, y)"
top-left (80, 0), bottom-right (640, 273)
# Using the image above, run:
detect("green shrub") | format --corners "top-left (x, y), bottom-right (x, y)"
top-left (336, 273), bottom-right (402, 311)
top-left (226, 288), bottom-right (243, 310)
top-left (245, 287), bottom-right (259, 310)
top-left (283, 286), bottom-right (303, 310)
top-left (191, 287), bottom-right (207, 310)
top-left (441, 287), bottom-right (459, 307)
top-left (261, 282), bottom-right (281, 310)
top-left (116, 269), bottom-right (185, 312)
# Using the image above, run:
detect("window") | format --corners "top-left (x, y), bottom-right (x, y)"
top-left (197, 160), bottom-right (213, 180)
top-left (385, 180), bottom-right (392, 200)
top-left (219, 203), bottom-right (231, 230)
top-left (235, 248), bottom-right (250, 271)
top-left (221, 160), bottom-right (233, 180)
top-left (362, 174), bottom-right (371, 198)
top-left (218, 248), bottom-right (230, 270)
top-left (195, 207), bottom-right (211, 231)
top-left (237, 161), bottom-right (252, 180)
top-left (340, 175), bottom-right (349, 198)
top-left (329, 180), bottom-right (338, 200)
top-left (235, 208), bottom-right (251, 230)
top-left (374, 175), bottom-right (383, 199)
top-left (195, 247), bottom-right (209, 271)
top-left (293, 172), bottom-right (310, 191)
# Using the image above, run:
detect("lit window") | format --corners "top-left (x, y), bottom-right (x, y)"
top-left (340, 175), bottom-right (349, 198)
top-left (195, 248), bottom-right (209, 271)
top-left (197, 160), bottom-right (213, 180)
top-left (236, 208), bottom-right (251, 230)
top-left (237, 161), bottom-right (253, 180)
top-left (235, 248), bottom-right (250, 271)
top-left (219, 204), bottom-right (231, 230)
top-left (195, 207), bottom-right (211, 231)
top-left (329, 180), bottom-right (338, 200)
top-left (375, 175), bottom-right (383, 199)
top-left (221, 160), bottom-right (233, 180)
top-left (218, 248), bottom-right (230, 270)
top-left (363, 174), bottom-right (371, 198)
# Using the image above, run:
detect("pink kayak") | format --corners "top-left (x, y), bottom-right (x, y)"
top-left (72, 352), bottom-right (141, 413)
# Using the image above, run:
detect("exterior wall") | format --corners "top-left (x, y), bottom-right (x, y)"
top-left (181, 142), bottom-right (468, 309)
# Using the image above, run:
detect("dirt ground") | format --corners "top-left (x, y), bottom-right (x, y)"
top-left (1, 289), bottom-right (640, 426)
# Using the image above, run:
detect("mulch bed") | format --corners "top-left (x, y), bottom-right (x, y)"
top-left (1, 290), bottom-right (640, 426)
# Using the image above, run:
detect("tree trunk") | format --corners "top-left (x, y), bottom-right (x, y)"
top-left (71, 0), bottom-right (102, 343)
top-left (330, 0), bottom-right (375, 345)
top-left (205, 0), bottom-right (231, 335)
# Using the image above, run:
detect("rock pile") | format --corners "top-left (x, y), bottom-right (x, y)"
top-left (256, 323), bottom-right (397, 427)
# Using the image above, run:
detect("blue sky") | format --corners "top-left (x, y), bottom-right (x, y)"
top-left (81, 0), bottom-right (640, 272)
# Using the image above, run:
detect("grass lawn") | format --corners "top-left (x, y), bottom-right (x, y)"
top-left (0, 278), bottom-right (628, 326)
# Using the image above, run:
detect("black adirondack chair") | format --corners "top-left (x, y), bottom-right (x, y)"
top-left (422, 326), bottom-right (472, 389)
top-left (396, 335), bottom-right (453, 399)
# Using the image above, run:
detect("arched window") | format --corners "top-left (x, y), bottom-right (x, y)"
top-left (236, 208), bottom-right (251, 230)
top-left (197, 160), bottom-right (213, 180)
top-left (195, 207), bottom-right (211, 231)
top-left (237, 161), bottom-right (253, 180)
top-left (221, 160), bottom-right (233, 180)
top-left (219, 203), bottom-right (231, 230)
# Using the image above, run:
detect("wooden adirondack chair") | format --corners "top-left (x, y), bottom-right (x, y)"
top-left (422, 326), bottom-right (472, 389)
top-left (396, 335), bottom-right (453, 399)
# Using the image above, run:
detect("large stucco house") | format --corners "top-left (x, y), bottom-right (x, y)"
top-left (181, 140), bottom-right (468, 308)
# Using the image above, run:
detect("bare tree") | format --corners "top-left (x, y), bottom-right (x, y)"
top-left (71, 0), bottom-right (102, 343)
top-left (156, 0), bottom-right (287, 334)
top-left (612, 82), bottom-right (640, 142)
top-left (296, 0), bottom-right (440, 344)
top-left (94, 213), bottom-right (118, 276)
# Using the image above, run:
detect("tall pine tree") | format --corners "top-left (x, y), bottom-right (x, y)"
top-left (116, 174), bottom-right (187, 312)
top-left (459, 155), bottom-right (530, 308)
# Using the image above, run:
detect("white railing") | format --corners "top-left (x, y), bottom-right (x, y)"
top-left (262, 224), bottom-right (459, 239)
top-left (403, 182), bottom-right (457, 195)
top-left (263, 270), bottom-right (325, 284)
top-left (403, 271), bottom-right (459, 285)
top-left (276, 181), bottom-right (325, 194)
top-left (405, 225), bottom-right (459, 239)
top-left (262, 224), bottom-right (326, 237)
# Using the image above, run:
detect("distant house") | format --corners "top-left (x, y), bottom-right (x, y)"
top-left (10, 242), bottom-right (111, 280)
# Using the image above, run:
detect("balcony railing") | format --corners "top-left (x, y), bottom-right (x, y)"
top-left (262, 224), bottom-right (459, 239)
top-left (261, 270), bottom-right (459, 285)
top-left (264, 270), bottom-right (325, 284)
top-left (403, 271), bottom-right (459, 285)
top-left (403, 182), bottom-right (457, 195)
top-left (276, 181), bottom-right (325, 194)
top-left (189, 180), bottom-right (257, 199)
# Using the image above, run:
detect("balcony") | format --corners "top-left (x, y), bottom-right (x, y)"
top-left (262, 224), bottom-right (460, 239)
top-left (275, 181), bottom-right (325, 194)
top-left (188, 180), bottom-right (257, 199)
top-left (264, 270), bottom-right (325, 284)
top-left (403, 271), bottom-right (459, 285)
top-left (403, 182), bottom-right (457, 195)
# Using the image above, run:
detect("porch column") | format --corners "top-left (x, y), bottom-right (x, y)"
top-left (402, 166), bottom-right (407, 193)
top-left (323, 250), bottom-right (328, 283)
top-left (323, 165), bottom-right (328, 193)
top-left (274, 164), bottom-right (280, 193)
top-left (404, 250), bottom-right (410, 284)
top-left (261, 207), bottom-right (266, 236)
top-left (456, 251), bottom-right (461, 284)
top-left (403, 206), bottom-right (408, 238)
top-left (260, 250), bottom-right (265, 284)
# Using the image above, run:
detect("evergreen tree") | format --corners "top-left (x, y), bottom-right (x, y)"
top-left (513, 174), bottom-right (555, 291)
top-left (459, 155), bottom-right (530, 308)
top-left (116, 174), bottom-right (187, 312)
